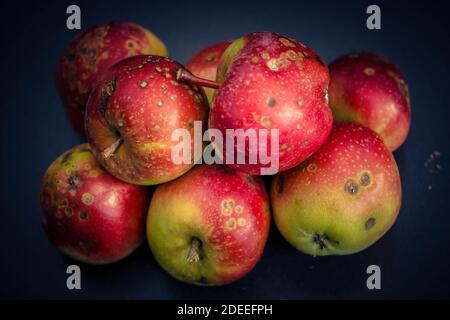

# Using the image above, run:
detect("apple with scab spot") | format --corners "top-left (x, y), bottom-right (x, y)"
top-left (271, 122), bottom-right (402, 256)
top-left (177, 32), bottom-right (332, 175)
top-left (186, 40), bottom-right (232, 105)
top-left (85, 55), bottom-right (208, 185)
top-left (147, 164), bottom-right (270, 285)
top-left (40, 144), bottom-right (150, 264)
top-left (329, 52), bottom-right (411, 151)
top-left (55, 21), bottom-right (168, 135)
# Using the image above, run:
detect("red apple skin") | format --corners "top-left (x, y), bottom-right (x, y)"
top-left (147, 164), bottom-right (271, 285)
top-left (40, 144), bottom-right (150, 264)
top-left (329, 52), bottom-right (411, 151)
top-left (85, 55), bottom-right (208, 185)
top-left (55, 21), bottom-right (168, 135)
top-left (271, 122), bottom-right (402, 256)
top-left (209, 32), bottom-right (333, 175)
top-left (186, 41), bottom-right (232, 104)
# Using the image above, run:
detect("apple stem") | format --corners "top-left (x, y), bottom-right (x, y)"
top-left (102, 137), bottom-right (123, 160)
top-left (176, 68), bottom-right (221, 89)
top-left (187, 238), bottom-right (202, 262)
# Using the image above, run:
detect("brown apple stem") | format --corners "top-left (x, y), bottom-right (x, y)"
top-left (187, 238), bottom-right (202, 262)
top-left (102, 137), bottom-right (123, 160)
top-left (176, 68), bottom-right (221, 89)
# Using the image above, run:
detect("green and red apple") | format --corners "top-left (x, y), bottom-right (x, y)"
top-left (147, 164), bottom-right (271, 285)
top-left (271, 122), bottom-right (402, 256)
top-left (55, 21), bottom-right (168, 135)
top-left (40, 144), bottom-right (150, 264)
top-left (329, 52), bottom-right (411, 150)
top-left (85, 55), bottom-right (208, 185)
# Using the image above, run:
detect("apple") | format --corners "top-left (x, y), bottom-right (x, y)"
top-left (147, 164), bottom-right (270, 285)
top-left (55, 21), bottom-right (168, 135)
top-left (40, 144), bottom-right (150, 264)
top-left (271, 122), bottom-right (402, 256)
top-left (85, 55), bottom-right (208, 185)
top-left (329, 52), bottom-right (411, 151)
top-left (186, 40), bottom-right (232, 104)
top-left (177, 32), bottom-right (332, 175)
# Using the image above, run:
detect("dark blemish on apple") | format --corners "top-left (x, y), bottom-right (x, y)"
top-left (306, 163), bottom-right (318, 173)
top-left (68, 175), bottom-right (80, 187)
top-left (315, 56), bottom-right (325, 67)
top-left (62, 151), bottom-right (73, 163)
top-left (267, 97), bottom-right (276, 107)
top-left (126, 40), bottom-right (135, 49)
top-left (302, 52), bottom-right (310, 59)
top-left (79, 211), bottom-right (88, 220)
top-left (345, 179), bottom-right (359, 195)
top-left (365, 217), bottom-right (376, 230)
top-left (99, 78), bottom-right (116, 114)
top-left (360, 172), bottom-right (371, 186)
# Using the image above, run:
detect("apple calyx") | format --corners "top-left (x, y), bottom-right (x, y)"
top-left (176, 68), bottom-right (221, 89)
top-left (102, 137), bottom-right (123, 159)
top-left (186, 237), bottom-right (203, 262)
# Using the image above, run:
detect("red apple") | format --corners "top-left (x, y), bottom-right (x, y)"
top-left (271, 122), bottom-right (402, 256)
top-left (40, 144), bottom-right (150, 264)
top-left (55, 21), bottom-right (168, 135)
top-left (178, 32), bottom-right (332, 175)
top-left (329, 52), bottom-right (411, 151)
top-left (147, 164), bottom-right (270, 285)
top-left (85, 55), bottom-right (208, 185)
top-left (186, 40), bottom-right (232, 104)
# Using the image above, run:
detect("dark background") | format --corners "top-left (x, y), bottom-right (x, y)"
top-left (1, 0), bottom-right (449, 299)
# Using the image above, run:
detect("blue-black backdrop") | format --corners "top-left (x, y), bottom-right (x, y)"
top-left (1, 0), bottom-right (449, 299)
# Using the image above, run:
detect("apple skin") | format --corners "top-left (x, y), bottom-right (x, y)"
top-left (55, 21), bottom-right (168, 135)
top-left (147, 164), bottom-right (270, 285)
top-left (40, 144), bottom-right (150, 264)
top-left (209, 32), bottom-right (333, 175)
top-left (186, 40), bottom-right (232, 104)
top-left (271, 122), bottom-right (402, 256)
top-left (329, 52), bottom-right (411, 151)
top-left (85, 55), bottom-right (208, 185)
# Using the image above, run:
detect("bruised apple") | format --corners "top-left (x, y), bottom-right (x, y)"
top-left (147, 164), bottom-right (270, 285)
top-left (55, 21), bottom-right (168, 135)
top-left (271, 122), bottom-right (402, 256)
top-left (40, 144), bottom-right (150, 264)
top-left (85, 55), bottom-right (208, 185)
top-left (329, 52), bottom-right (411, 151)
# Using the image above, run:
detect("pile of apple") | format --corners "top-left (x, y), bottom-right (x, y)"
top-left (41, 22), bottom-right (410, 286)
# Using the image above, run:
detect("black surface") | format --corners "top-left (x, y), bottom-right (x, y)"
top-left (1, 0), bottom-right (449, 299)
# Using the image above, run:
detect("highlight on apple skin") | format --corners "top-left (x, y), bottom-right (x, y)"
top-left (271, 122), bottom-right (402, 256)
top-left (40, 144), bottom-right (150, 264)
top-left (186, 40), bottom-right (233, 105)
top-left (147, 164), bottom-right (271, 286)
top-left (329, 52), bottom-right (411, 151)
top-left (85, 55), bottom-right (209, 186)
top-left (55, 21), bottom-right (168, 135)
top-left (209, 32), bottom-right (333, 175)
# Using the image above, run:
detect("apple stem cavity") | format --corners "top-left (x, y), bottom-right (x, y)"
top-left (176, 68), bottom-right (221, 89)
top-left (186, 237), bottom-right (203, 262)
top-left (102, 137), bottom-right (124, 160)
